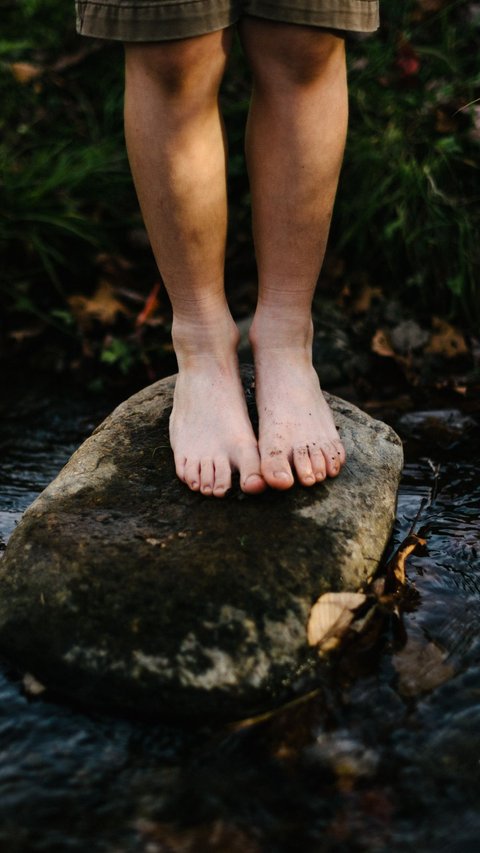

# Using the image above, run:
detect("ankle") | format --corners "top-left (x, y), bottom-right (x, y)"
top-left (249, 310), bottom-right (314, 355)
top-left (172, 311), bottom-right (240, 369)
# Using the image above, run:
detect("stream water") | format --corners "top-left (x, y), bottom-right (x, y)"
top-left (0, 373), bottom-right (479, 852)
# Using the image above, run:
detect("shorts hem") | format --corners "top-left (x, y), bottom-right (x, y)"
top-left (76, 1), bottom-right (240, 41)
top-left (75, 0), bottom-right (379, 41)
top-left (244, 1), bottom-right (379, 33)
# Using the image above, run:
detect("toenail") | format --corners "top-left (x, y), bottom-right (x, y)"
top-left (274, 471), bottom-right (292, 482)
top-left (305, 475), bottom-right (315, 483)
top-left (245, 474), bottom-right (262, 485)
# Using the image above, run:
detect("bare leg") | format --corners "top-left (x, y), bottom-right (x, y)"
top-left (124, 33), bottom-right (265, 496)
top-left (239, 19), bottom-right (348, 489)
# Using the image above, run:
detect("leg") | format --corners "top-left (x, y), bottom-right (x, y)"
top-left (124, 32), bottom-right (265, 496)
top-left (239, 18), bottom-right (348, 489)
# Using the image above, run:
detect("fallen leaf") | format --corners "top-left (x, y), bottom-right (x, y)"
top-left (425, 317), bottom-right (468, 358)
top-left (394, 638), bottom-right (454, 696)
top-left (68, 280), bottom-right (130, 328)
top-left (307, 592), bottom-right (367, 651)
top-left (23, 672), bottom-right (46, 696)
top-left (371, 329), bottom-right (395, 358)
top-left (10, 62), bottom-right (43, 83)
top-left (351, 284), bottom-right (383, 314)
top-left (383, 532), bottom-right (426, 591)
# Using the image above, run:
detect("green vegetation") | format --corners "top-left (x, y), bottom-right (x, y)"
top-left (337, 1), bottom-right (480, 321)
top-left (1, 0), bottom-right (479, 378)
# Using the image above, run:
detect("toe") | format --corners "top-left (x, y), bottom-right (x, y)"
top-left (184, 459), bottom-right (200, 491)
top-left (213, 457), bottom-right (232, 497)
top-left (237, 445), bottom-right (266, 494)
top-left (174, 453), bottom-right (186, 483)
top-left (309, 445), bottom-right (326, 481)
top-left (261, 448), bottom-right (294, 490)
top-left (293, 445), bottom-right (315, 487)
top-left (200, 458), bottom-right (214, 496)
top-left (333, 438), bottom-right (346, 466)
top-left (322, 441), bottom-right (342, 478)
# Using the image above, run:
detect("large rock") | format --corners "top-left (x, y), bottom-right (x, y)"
top-left (0, 369), bottom-right (403, 720)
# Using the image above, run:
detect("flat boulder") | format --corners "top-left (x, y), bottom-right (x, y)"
top-left (0, 369), bottom-right (403, 720)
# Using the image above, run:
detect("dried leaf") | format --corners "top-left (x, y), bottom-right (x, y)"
top-left (68, 280), bottom-right (130, 328)
top-left (23, 672), bottom-right (46, 696)
top-left (394, 638), bottom-right (454, 696)
top-left (371, 329), bottom-right (395, 358)
top-left (425, 317), bottom-right (468, 358)
top-left (384, 533), bottom-right (426, 590)
top-left (307, 592), bottom-right (367, 650)
top-left (351, 284), bottom-right (383, 314)
top-left (10, 62), bottom-right (43, 83)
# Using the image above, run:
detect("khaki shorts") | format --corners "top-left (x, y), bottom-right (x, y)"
top-left (75, 1), bottom-right (380, 42)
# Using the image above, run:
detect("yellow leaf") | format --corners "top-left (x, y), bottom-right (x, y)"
top-left (23, 672), bottom-right (46, 696)
top-left (384, 533), bottom-right (426, 590)
top-left (10, 62), bottom-right (43, 83)
top-left (68, 280), bottom-right (130, 328)
top-left (425, 317), bottom-right (468, 359)
top-left (371, 329), bottom-right (395, 358)
top-left (307, 591), bottom-right (367, 650)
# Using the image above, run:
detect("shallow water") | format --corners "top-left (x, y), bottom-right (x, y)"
top-left (0, 375), bottom-right (479, 852)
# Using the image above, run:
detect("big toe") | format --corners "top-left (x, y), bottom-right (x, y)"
top-left (261, 448), bottom-right (294, 490)
top-left (237, 445), bottom-right (266, 495)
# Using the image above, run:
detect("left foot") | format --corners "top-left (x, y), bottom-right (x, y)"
top-left (250, 317), bottom-right (346, 490)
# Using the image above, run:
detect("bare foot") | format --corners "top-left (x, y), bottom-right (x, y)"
top-left (250, 318), bottom-right (346, 490)
top-left (169, 315), bottom-right (265, 497)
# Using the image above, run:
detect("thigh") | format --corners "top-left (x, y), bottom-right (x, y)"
top-left (76, 0), bottom-right (242, 42)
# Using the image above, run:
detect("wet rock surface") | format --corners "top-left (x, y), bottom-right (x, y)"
top-left (0, 368), bottom-right (403, 720)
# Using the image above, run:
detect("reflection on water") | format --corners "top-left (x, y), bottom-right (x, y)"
top-left (0, 375), bottom-right (479, 852)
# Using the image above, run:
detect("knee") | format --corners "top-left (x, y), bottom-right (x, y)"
top-left (244, 25), bottom-right (345, 88)
top-left (124, 31), bottom-right (231, 99)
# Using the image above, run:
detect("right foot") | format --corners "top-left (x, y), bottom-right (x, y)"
top-left (169, 315), bottom-right (265, 498)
